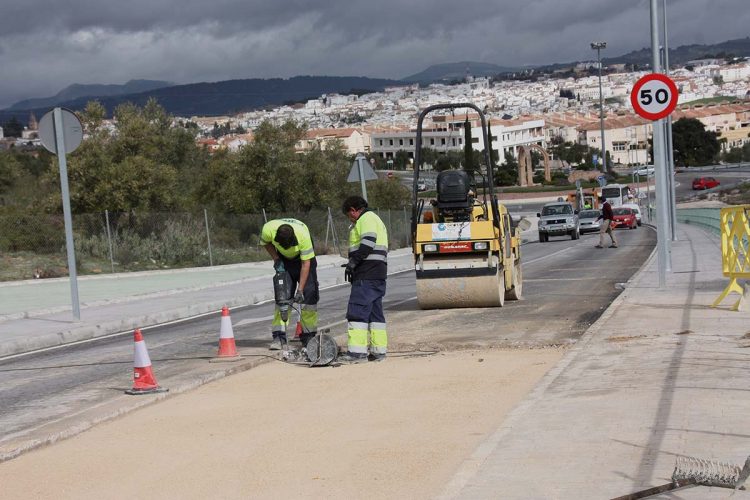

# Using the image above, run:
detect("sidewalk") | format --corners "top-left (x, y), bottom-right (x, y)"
top-left (0, 249), bottom-right (414, 358)
top-left (443, 221), bottom-right (750, 499)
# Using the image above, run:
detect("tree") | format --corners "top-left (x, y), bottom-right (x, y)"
top-left (366, 178), bottom-right (411, 209)
top-left (394, 149), bottom-right (411, 171)
top-left (463, 118), bottom-right (475, 176)
top-left (671, 118), bottom-right (720, 166)
top-left (494, 152), bottom-right (519, 186)
top-left (43, 99), bottom-right (196, 212)
top-left (487, 121), bottom-right (499, 164)
top-left (721, 142), bottom-right (750, 163)
top-left (0, 152), bottom-right (21, 192)
top-left (2, 117), bottom-right (23, 138)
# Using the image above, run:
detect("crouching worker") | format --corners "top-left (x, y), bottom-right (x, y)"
top-left (260, 219), bottom-right (319, 350)
top-left (339, 196), bottom-right (389, 363)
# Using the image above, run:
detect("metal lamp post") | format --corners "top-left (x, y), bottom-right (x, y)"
top-left (591, 41), bottom-right (607, 174)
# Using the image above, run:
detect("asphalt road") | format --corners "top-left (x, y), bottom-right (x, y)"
top-left (0, 224), bottom-right (655, 458)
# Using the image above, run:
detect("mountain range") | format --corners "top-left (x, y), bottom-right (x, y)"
top-left (2, 36), bottom-right (748, 124)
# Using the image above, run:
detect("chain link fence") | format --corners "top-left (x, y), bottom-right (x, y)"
top-left (0, 208), bottom-right (412, 281)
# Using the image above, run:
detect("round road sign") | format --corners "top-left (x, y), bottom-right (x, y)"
top-left (38, 108), bottom-right (83, 154)
top-left (630, 73), bottom-right (679, 121)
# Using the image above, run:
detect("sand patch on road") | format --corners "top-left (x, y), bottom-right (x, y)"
top-left (0, 348), bottom-right (562, 499)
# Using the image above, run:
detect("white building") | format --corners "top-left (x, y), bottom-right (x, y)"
top-left (473, 118), bottom-right (546, 161)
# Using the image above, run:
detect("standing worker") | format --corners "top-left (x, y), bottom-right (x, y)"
top-left (260, 219), bottom-right (319, 350)
top-left (595, 196), bottom-right (618, 249)
top-left (339, 196), bottom-right (389, 363)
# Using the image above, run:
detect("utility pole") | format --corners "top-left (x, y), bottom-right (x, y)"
top-left (591, 41), bottom-right (608, 174)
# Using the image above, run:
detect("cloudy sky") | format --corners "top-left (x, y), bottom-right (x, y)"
top-left (1, 0), bottom-right (748, 108)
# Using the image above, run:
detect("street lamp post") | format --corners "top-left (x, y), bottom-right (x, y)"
top-left (591, 41), bottom-right (607, 174)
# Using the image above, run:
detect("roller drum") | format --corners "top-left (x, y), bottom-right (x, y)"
top-left (416, 255), bottom-right (505, 309)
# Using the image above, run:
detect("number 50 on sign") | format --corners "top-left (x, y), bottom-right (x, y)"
top-left (630, 73), bottom-right (679, 121)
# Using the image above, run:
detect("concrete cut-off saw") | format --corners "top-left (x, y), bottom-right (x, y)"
top-left (272, 267), bottom-right (338, 366)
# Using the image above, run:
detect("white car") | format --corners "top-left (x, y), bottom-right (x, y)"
top-left (633, 166), bottom-right (655, 177)
top-left (622, 203), bottom-right (642, 226)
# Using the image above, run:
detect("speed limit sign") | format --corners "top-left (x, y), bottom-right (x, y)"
top-left (630, 73), bottom-right (679, 120)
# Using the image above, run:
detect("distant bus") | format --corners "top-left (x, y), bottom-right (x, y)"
top-left (601, 184), bottom-right (632, 207)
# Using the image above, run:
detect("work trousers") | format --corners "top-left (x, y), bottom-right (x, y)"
top-left (599, 219), bottom-right (618, 246)
top-left (271, 256), bottom-right (319, 342)
top-left (346, 279), bottom-right (387, 355)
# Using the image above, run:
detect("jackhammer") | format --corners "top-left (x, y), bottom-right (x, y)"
top-left (272, 263), bottom-right (338, 366)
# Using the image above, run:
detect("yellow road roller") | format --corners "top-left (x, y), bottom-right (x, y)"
top-left (410, 103), bottom-right (523, 309)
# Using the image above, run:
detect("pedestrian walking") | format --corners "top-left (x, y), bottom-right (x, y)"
top-left (339, 195), bottom-right (389, 363)
top-left (596, 196), bottom-right (618, 248)
top-left (260, 218), bottom-right (319, 349)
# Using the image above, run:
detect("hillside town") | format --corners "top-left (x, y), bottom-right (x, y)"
top-left (3, 58), bottom-right (749, 175)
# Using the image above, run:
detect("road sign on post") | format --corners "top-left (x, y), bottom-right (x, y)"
top-left (39, 108), bottom-right (83, 320)
top-left (630, 73), bottom-right (679, 121)
top-left (347, 153), bottom-right (377, 202)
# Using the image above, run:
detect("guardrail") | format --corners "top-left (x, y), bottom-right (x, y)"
top-left (675, 208), bottom-right (722, 237)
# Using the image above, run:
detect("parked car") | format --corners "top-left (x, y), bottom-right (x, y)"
top-left (537, 202), bottom-right (579, 242)
top-left (611, 207), bottom-right (638, 229)
top-left (633, 165), bottom-right (655, 177)
top-left (692, 177), bottom-right (720, 190)
top-left (621, 203), bottom-right (642, 226)
top-left (578, 209), bottom-right (602, 234)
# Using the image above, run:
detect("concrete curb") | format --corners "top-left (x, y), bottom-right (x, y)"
top-left (0, 260), bottom-right (415, 359)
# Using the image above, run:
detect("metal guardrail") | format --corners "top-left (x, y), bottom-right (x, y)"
top-left (675, 208), bottom-right (722, 237)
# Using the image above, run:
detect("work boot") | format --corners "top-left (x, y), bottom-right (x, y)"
top-left (368, 353), bottom-right (386, 362)
top-left (269, 338), bottom-right (283, 351)
top-left (337, 352), bottom-right (368, 364)
top-left (609, 244), bottom-right (618, 248)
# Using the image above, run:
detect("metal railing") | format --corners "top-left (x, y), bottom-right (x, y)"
top-left (675, 208), bottom-right (722, 237)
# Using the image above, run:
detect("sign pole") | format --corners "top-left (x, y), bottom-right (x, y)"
top-left (357, 154), bottom-right (368, 202)
top-left (53, 107), bottom-right (81, 319)
top-left (650, 0), bottom-right (671, 286)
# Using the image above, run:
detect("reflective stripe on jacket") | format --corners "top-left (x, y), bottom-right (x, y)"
top-left (348, 210), bottom-right (388, 281)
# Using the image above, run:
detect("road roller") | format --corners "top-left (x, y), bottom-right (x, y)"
top-left (410, 103), bottom-right (523, 309)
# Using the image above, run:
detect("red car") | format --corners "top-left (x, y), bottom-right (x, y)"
top-left (692, 176), bottom-right (720, 190)
top-left (611, 207), bottom-right (638, 229)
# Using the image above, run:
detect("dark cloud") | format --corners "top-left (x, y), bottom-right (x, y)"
top-left (1, 0), bottom-right (748, 108)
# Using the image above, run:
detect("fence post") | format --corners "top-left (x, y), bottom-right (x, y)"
top-left (104, 210), bottom-right (115, 273)
top-left (328, 207), bottom-right (341, 256)
top-left (324, 209), bottom-right (331, 251)
top-left (204, 208), bottom-right (214, 267)
top-left (387, 209), bottom-right (392, 249)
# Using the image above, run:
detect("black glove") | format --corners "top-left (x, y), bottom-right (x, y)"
top-left (294, 290), bottom-right (304, 303)
top-left (341, 263), bottom-right (353, 283)
top-left (273, 259), bottom-right (285, 273)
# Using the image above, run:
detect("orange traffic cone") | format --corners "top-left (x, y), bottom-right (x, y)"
top-left (125, 329), bottom-right (168, 395)
top-left (294, 320), bottom-right (303, 340)
top-left (210, 306), bottom-right (241, 363)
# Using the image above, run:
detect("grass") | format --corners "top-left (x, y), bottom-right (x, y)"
top-left (682, 96), bottom-right (746, 106)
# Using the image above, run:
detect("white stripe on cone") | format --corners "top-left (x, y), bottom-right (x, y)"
top-left (134, 339), bottom-right (152, 367)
